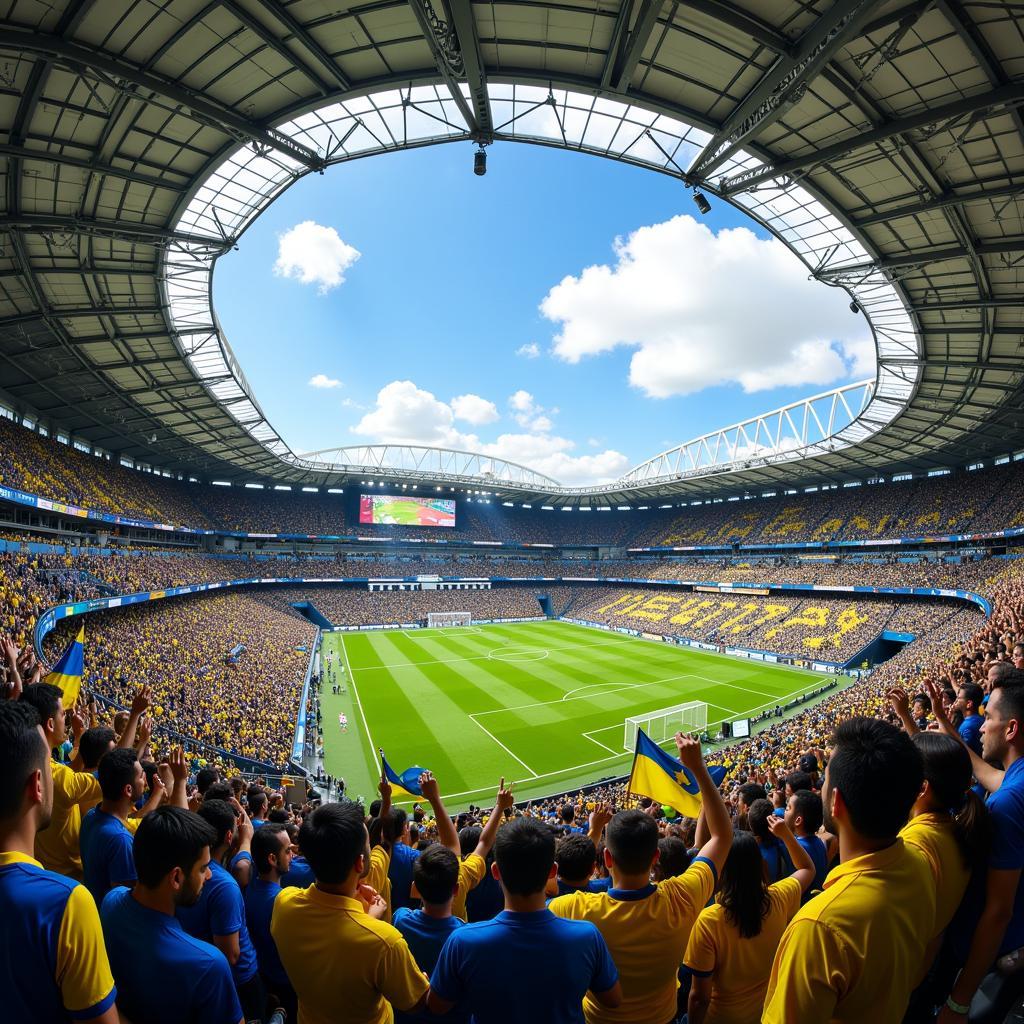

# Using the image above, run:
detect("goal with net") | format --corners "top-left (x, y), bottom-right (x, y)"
top-left (623, 701), bottom-right (708, 751)
top-left (427, 612), bottom-right (472, 628)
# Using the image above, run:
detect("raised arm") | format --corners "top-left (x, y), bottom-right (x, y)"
top-left (886, 687), bottom-right (919, 736)
top-left (587, 802), bottom-right (614, 847)
top-left (418, 772), bottom-right (459, 854)
top-left (924, 679), bottom-right (1004, 793)
top-left (766, 815), bottom-right (815, 893)
top-left (675, 733), bottom-right (732, 876)
top-left (167, 746), bottom-right (189, 810)
top-left (117, 685), bottom-right (151, 749)
top-left (473, 779), bottom-right (515, 860)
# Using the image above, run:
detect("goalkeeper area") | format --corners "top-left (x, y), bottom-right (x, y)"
top-left (319, 620), bottom-right (833, 807)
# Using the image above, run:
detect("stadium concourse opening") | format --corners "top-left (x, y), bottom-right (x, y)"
top-left (3, 1), bottom-right (1024, 1023)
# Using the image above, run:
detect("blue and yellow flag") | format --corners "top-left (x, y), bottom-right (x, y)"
top-left (380, 750), bottom-right (428, 801)
top-left (627, 729), bottom-right (726, 818)
top-left (44, 626), bottom-right (84, 706)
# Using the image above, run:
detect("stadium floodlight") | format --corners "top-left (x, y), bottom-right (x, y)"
top-left (474, 145), bottom-right (487, 176)
top-left (692, 191), bottom-right (711, 215)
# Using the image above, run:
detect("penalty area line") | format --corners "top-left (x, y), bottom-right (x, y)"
top-left (467, 713), bottom-right (539, 778)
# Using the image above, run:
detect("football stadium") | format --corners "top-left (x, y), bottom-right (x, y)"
top-left (1, 1), bottom-right (1024, 1023)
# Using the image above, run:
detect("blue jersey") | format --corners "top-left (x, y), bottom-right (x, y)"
top-left (244, 877), bottom-right (289, 988)
top-left (393, 909), bottom-right (468, 1024)
top-left (797, 834), bottom-right (829, 897)
top-left (80, 807), bottom-right (136, 904)
top-left (389, 842), bottom-right (422, 910)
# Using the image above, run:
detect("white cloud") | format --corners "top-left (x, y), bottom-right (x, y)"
top-left (507, 390), bottom-right (555, 431)
top-left (451, 394), bottom-right (499, 425)
top-left (350, 379), bottom-right (628, 484)
top-left (274, 220), bottom-right (361, 294)
top-left (516, 342), bottom-right (540, 358)
top-left (539, 214), bottom-right (874, 398)
top-left (308, 373), bottom-right (341, 389)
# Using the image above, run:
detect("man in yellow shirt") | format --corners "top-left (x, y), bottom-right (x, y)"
top-left (272, 801), bottom-right (429, 1024)
top-left (763, 717), bottom-right (935, 1024)
top-left (549, 734), bottom-right (733, 1024)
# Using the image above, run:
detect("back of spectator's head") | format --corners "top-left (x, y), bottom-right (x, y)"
top-left (251, 824), bottom-right (290, 875)
top-left (0, 700), bottom-right (51, 826)
top-left (19, 683), bottom-right (64, 738)
top-left (737, 782), bottom-right (764, 812)
top-left (368, 799), bottom-right (382, 819)
top-left (413, 845), bottom-right (460, 905)
top-left (98, 748), bottom-right (141, 802)
top-left (299, 801), bottom-right (369, 884)
top-left (719, 830), bottom-right (770, 939)
top-left (203, 780), bottom-right (233, 803)
top-left (824, 717), bottom-right (923, 840)
top-left (556, 833), bottom-right (597, 884)
top-left (79, 726), bottom-right (116, 770)
top-left (786, 789), bottom-right (823, 836)
top-left (196, 798), bottom-right (236, 850)
top-left (605, 809), bottom-right (659, 875)
top-left (196, 767), bottom-right (219, 795)
top-left (653, 836), bottom-right (692, 881)
top-left (559, 804), bottom-right (575, 825)
top-left (267, 807), bottom-right (291, 824)
top-left (785, 771), bottom-right (813, 795)
top-left (383, 806), bottom-right (409, 845)
top-left (459, 825), bottom-right (482, 858)
top-left (494, 817), bottom-right (556, 896)
top-left (746, 798), bottom-right (775, 842)
top-left (797, 753), bottom-right (819, 775)
top-left (133, 806), bottom-right (216, 905)
top-left (247, 788), bottom-right (268, 816)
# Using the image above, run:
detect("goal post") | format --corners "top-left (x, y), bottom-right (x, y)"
top-left (427, 612), bottom-right (472, 628)
top-left (624, 701), bottom-right (708, 752)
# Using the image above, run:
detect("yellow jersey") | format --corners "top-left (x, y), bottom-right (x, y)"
top-left (34, 761), bottom-right (101, 879)
top-left (899, 812), bottom-right (969, 936)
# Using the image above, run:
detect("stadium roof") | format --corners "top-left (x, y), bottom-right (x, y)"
top-left (0, 0), bottom-right (1022, 506)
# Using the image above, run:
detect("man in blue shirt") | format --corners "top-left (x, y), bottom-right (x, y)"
top-left (101, 806), bottom-right (244, 1024)
top-left (0, 699), bottom-right (119, 1023)
top-left (244, 824), bottom-right (297, 1022)
top-left (784, 788), bottom-right (828, 897)
top-left (427, 817), bottom-right (621, 1023)
top-left (80, 748), bottom-right (143, 903)
top-left (551, 834), bottom-right (612, 898)
top-left (954, 682), bottom-right (985, 756)
top-left (177, 799), bottom-right (264, 1023)
top-left (929, 679), bottom-right (1024, 1023)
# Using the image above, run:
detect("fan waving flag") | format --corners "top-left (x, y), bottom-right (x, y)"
top-left (627, 729), bottom-right (727, 818)
top-left (380, 750), bottom-right (429, 800)
top-left (44, 626), bottom-right (84, 706)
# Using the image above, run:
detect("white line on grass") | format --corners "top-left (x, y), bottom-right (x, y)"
top-left (338, 634), bottom-right (379, 773)
top-left (581, 731), bottom-right (620, 755)
top-left (468, 714), bottom-right (539, 777)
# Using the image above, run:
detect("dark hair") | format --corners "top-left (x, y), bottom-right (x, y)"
top-left (267, 808), bottom-right (290, 824)
top-left (0, 701), bottom-right (48, 819)
top-left (912, 732), bottom-right (990, 867)
top-left (958, 683), bottom-right (984, 712)
top-left (247, 789), bottom-right (268, 815)
top-left (746, 799), bottom-right (775, 842)
top-left (559, 804), bottom-right (575, 824)
top-left (556, 834), bottom-right (597, 883)
top-left (196, 767), bottom-right (219, 794)
top-left (19, 683), bottom-right (63, 730)
top-left (494, 817), bottom-right (555, 896)
top-left (79, 727), bottom-right (116, 769)
top-left (204, 780), bottom-right (234, 803)
top-left (383, 807), bottom-right (408, 845)
top-left (606, 809), bottom-right (659, 875)
top-left (991, 680), bottom-right (1024, 723)
top-left (654, 836), bottom-right (692, 880)
top-left (300, 801), bottom-right (367, 884)
top-left (251, 824), bottom-right (289, 874)
top-left (413, 845), bottom-right (460, 904)
top-left (459, 825), bottom-right (482, 858)
top-left (785, 771), bottom-right (812, 793)
top-left (196, 799), bottom-right (236, 848)
top-left (827, 718), bottom-right (923, 839)
top-left (133, 806), bottom-right (217, 888)
top-left (98, 748), bottom-right (139, 801)
top-left (992, 666), bottom-right (1024, 689)
top-left (737, 783), bottom-right (765, 809)
top-left (789, 790), bottom-right (823, 835)
top-left (719, 831), bottom-right (770, 938)
top-left (368, 799), bottom-right (382, 818)
top-left (140, 760), bottom-right (159, 791)
top-left (912, 693), bottom-right (932, 713)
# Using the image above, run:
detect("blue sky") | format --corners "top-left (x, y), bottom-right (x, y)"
top-left (214, 141), bottom-right (872, 484)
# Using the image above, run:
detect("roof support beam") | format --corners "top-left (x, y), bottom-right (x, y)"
top-left (854, 179), bottom-right (1024, 227)
top-left (447, 0), bottom-right (492, 136)
top-left (719, 82), bottom-right (1024, 195)
top-left (605, 0), bottom-right (663, 93)
top-left (816, 236), bottom-right (1024, 277)
top-left (0, 27), bottom-right (325, 171)
top-left (250, 0), bottom-right (352, 91)
top-left (686, 0), bottom-right (791, 53)
top-left (0, 215), bottom-right (229, 249)
top-left (0, 143), bottom-right (187, 192)
top-left (0, 306), bottom-right (166, 327)
top-left (688, 0), bottom-right (888, 181)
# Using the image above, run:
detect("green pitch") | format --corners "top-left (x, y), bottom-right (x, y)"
top-left (318, 620), bottom-right (830, 808)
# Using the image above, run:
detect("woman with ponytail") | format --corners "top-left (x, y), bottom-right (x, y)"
top-left (683, 821), bottom-right (816, 1024)
top-left (901, 732), bottom-right (990, 948)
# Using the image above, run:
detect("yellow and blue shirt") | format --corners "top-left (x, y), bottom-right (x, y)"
top-left (0, 850), bottom-right (116, 1022)
top-left (762, 839), bottom-right (935, 1024)
top-left (100, 886), bottom-right (242, 1024)
top-left (684, 876), bottom-right (802, 1024)
top-left (549, 856), bottom-right (717, 1024)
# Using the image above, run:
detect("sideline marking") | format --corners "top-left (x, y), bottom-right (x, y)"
top-left (338, 634), bottom-right (379, 773)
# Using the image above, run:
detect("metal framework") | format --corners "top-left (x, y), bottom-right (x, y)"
top-left (0, 0), bottom-right (1019, 504)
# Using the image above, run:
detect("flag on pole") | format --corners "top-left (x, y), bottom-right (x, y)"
top-left (44, 626), bottom-right (84, 706)
top-left (626, 729), bottom-right (727, 817)
top-left (380, 750), bottom-right (428, 800)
